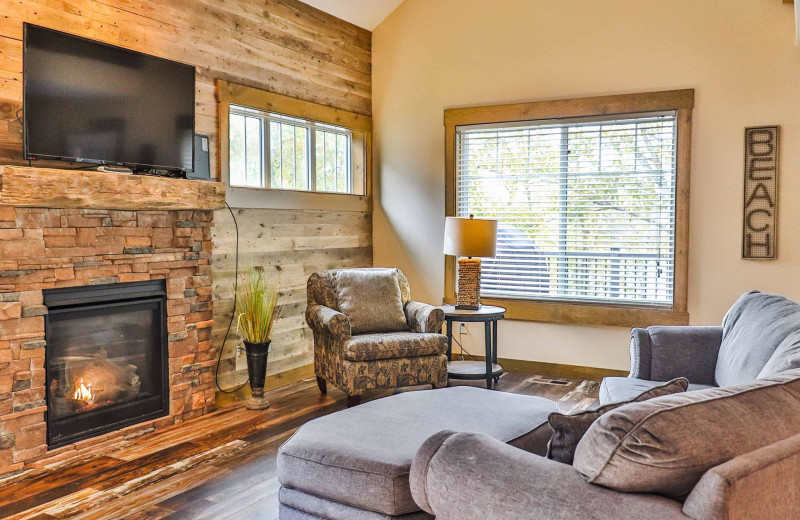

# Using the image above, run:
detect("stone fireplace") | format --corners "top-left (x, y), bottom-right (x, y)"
top-left (0, 202), bottom-right (218, 476)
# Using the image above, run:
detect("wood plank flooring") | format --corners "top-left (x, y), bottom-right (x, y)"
top-left (0, 373), bottom-right (599, 520)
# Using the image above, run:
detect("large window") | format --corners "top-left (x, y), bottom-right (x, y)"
top-left (445, 90), bottom-right (693, 327)
top-left (229, 107), bottom-right (354, 194)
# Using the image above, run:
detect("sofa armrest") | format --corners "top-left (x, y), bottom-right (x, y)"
top-left (410, 431), bottom-right (688, 520)
top-left (305, 304), bottom-right (351, 340)
top-left (684, 433), bottom-right (800, 520)
top-left (405, 301), bottom-right (444, 333)
top-left (630, 326), bottom-right (723, 385)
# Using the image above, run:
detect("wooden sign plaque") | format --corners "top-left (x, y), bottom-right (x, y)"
top-left (742, 126), bottom-right (779, 259)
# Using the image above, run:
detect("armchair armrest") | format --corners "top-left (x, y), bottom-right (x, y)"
top-left (405, 301), bottom-right (445, 333)
top-left (410, 431), bottom-right (687, 520)
top-left (305, 304), bottom-right (351, 340)
top-left (631, 326), bottom-right (722, 385)
top-left (684, 433), bottom-right (800, 520)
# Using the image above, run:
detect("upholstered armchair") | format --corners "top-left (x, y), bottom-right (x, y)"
top-left (306, 268), bottom-right (448, 406)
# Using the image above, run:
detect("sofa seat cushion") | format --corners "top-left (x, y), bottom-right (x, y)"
top-left (599, 377), bottom-right (713, 405)
top-left (575, 370), bottom-right (800, 500)
top-left (344, 332), bottom-right (448, 362)
top-left (277, 387), bottom-right (557, 516)
top-left (335, 268), bottom-right (409, 334)
top-left (716, 291), bottom-right (800, 387)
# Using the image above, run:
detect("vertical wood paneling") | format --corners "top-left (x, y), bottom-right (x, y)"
top-left (0, 0), bottom-right (373, 390)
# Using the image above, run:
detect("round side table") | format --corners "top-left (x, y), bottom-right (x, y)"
top-left (441, 305), bottom-right (505, 389)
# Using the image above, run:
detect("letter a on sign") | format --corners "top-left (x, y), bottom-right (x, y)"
top-left (743, 126), bottom-right (779, 259)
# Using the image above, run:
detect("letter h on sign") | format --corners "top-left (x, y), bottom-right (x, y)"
top-left (743, 126), bottom-right (779, 259)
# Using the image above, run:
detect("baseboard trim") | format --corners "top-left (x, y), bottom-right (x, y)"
top-left (215, 363), bottom-right (315, 408)
top-left (461, 356), bottom-right (628, 381)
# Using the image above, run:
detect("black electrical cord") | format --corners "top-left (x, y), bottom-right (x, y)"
top-left (452, 332), bottom-right (475, 360)
top-left (215, 201), bottom-right (250, 394)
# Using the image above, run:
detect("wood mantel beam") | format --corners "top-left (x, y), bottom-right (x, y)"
top-left (0, 166), bottom-right (226, 211)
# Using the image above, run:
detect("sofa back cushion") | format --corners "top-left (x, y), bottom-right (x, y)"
top-left (715, 291), bottom-right (800, 386)
top-left (759, 327), bottom-right (800, 380)
top-left (546, 378), bottom-right (688, 465)
top-left (573, 371), bottom-right (800, 500)
top-left (335, 268), bottom-right (409, 335)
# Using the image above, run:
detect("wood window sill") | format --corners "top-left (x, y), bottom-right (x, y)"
top-left (443, 297), bottom-right (689, 328)
top-left (226, 185), bottom-right (369, 212)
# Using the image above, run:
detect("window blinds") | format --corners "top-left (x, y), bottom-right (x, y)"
top-left (455, 112), bottom-right (677, 306)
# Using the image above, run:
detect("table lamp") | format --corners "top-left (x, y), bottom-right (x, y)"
top-left (444, 215), bottom-right (498, 309)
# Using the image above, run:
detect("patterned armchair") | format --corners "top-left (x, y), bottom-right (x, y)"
top-left (306, 268), bottom-right (448, 406)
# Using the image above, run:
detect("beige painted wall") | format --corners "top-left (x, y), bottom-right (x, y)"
top-left (372, 0), bottom-right (800, 370)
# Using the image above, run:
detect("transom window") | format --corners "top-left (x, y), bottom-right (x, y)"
top-left (456, 112), bottom-right (678, 307)
top-left (229, 106), bottom-right (354, 194)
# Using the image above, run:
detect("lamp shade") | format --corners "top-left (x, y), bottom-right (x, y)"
top-left (444, 216), bottom-right (498, 257)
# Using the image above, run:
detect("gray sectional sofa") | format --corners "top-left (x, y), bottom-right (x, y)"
top-left (411, 291), bottom-right (800, 519)
top-left (280, 291), bottom-right (800, 520)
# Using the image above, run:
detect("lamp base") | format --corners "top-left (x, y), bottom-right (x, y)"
top-left (456, 257), bottom-right (482, 308)
top-left (455, 304), bottom-right (480, 310)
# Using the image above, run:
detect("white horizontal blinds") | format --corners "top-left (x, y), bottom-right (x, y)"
top-left (456, 112), bottom-right (678, 306)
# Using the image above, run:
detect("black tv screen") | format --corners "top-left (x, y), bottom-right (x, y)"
top-left (23, 24), bottom-right (195, 171)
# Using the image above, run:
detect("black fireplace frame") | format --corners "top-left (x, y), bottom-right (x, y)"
top-left (44, 280), bottom-right (169, 448)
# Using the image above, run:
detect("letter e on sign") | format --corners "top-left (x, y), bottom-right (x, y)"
top-left (743, 126), bottom-right (778, 259)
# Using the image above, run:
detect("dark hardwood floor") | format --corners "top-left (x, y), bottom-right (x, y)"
top-left (0, 373), bottom-right (599, 520)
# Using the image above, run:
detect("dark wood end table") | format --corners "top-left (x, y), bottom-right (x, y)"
top-left (441, 304), bottom-right (505, 389)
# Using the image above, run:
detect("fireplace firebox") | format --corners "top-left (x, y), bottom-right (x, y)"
top-left (44, 280), bottom-right (169, 448)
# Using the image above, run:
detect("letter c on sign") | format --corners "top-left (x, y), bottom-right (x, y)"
top-left (746, 208), bottom-right (772, 232)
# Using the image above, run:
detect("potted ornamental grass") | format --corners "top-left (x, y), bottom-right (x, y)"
top-left (235, 267), bottom-right (280, 410)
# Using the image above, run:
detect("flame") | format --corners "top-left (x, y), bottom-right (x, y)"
top-left (73, 378), bottom-right (94, 404)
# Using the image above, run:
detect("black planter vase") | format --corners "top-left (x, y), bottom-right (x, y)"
top-left (243, 340), bottom-right (271, 410)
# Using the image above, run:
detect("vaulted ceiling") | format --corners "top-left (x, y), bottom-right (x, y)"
top-left (299, 0), bottom-right (405, 31)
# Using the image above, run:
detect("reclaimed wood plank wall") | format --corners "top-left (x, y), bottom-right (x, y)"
top-left (0, 0), bottom-right (373, 392)
top-left (213, 209), bottom-right (372, 389)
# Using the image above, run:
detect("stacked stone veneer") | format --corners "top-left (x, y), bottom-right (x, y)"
top-left (0, 206), bottom-right (216, 476)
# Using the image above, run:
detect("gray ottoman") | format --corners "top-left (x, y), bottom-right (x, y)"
top-left (277, 386), bottom-right (557, 519)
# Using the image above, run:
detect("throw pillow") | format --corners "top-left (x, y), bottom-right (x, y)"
top-left (573, 372), bottom-right (800, 500)
top-left (546, 377), bottom-right (689, 465)
top-left (335, 268), bottom-right (408, 334)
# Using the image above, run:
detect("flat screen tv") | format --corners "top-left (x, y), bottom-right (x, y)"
top-left (23, 24), bottom-right (196, 172)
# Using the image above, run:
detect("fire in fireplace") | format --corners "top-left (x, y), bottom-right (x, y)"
top-left (44, 281), bottom-right (168, 448)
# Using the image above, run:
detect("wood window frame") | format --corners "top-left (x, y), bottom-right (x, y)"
top-left (217, 80), bottom-right (372, 211)
top-left (444, 89), bottom-right (694, 328)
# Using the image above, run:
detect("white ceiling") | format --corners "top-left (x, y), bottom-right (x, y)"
top-left (299, 0), bottom-right (405, 31)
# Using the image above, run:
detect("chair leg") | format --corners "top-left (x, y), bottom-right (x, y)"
top-left (316, 376), bottom-right (327, 395)
top-left (347, 395), bottom-right (361, 408)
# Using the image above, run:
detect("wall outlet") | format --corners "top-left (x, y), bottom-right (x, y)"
top-left (235, 345), bottom-right (247, 372)
top-left (459, 323), bottom-right (467, 334)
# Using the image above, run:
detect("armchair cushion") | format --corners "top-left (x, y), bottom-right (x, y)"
top-left (335, 268), bottom-right (408, 334)
top-left (716, 291), bottom-right (800, 386)
top-left (344, 332), bottom-right (448, 362)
